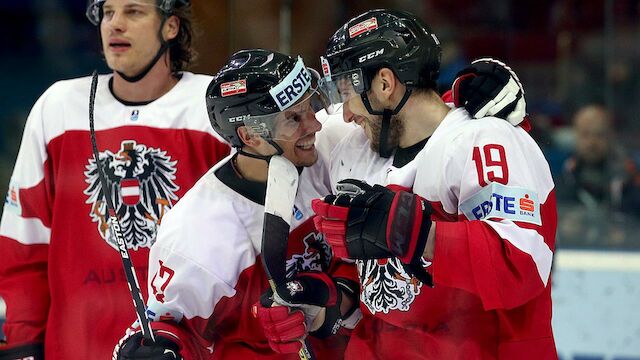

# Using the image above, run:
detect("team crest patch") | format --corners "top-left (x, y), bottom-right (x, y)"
top-left (4, 181), bottom-right (21, 214)
top-left (358, 257), bottom-right (429, 314)
top-left (286, 280), bottom-right (304, 296)
top-left (221, 79), bottom-right (247, 97)
top-left (286, 231), bottom-right (332, 278)
top-left (348, 17), bottom-right (378, 38)
top-left (83, 140), bottom-right (179, 251)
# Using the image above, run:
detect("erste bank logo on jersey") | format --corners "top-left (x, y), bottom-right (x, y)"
top-left (460, 183), bottom-right (541, 225)
top-left (83, 140), bottom-right (180, 251)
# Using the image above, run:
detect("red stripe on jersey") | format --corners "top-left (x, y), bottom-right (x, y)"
top-left (18, 159), bottom-right (54, 227)
top-left (434, 188), bottom-right (557, 310)
top-left (429, 201), bottom-right (458, 222)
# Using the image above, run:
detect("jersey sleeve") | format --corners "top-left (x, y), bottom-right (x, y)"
top-left (0, 87), bottom-right (57, 345)
top-left (135, 188), bottom-right (258, 355)
top-left (432, 119), bottom-right (557, 311)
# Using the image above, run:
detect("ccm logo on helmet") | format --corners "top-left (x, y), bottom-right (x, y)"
top-left (358, 49), bottom-right (385, 63)
top-left (229, 114), bottom-right (250, 123)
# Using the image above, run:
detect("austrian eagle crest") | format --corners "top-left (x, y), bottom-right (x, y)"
top-left (357, 258), bottom-right (430, 314)
top-left (84, 140), bottom-right (179, 251)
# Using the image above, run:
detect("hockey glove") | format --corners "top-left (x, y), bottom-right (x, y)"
top-left (452, 57), bottom-right (527, 126)
top-left (312, 179), bottom-right (433, 285)
top-left (0, 342), bottom-right (44, 360)
top-left (252, 272), bottom-right (347, 354)
top-left (114, 331), bottom-right (182, 360)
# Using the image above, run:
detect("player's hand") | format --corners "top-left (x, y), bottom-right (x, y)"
top-left (312, 179), bottom-right (433, 285)
top-left (252, 272), bottom-right (343, 354)
top-left (452, 57), bottom-right (527, 126)
top-left (113, 331), bottom-right (182, 360)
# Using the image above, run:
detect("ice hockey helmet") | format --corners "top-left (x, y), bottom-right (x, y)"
top-left (86, 0), bottom-right (190, 26)
top-left (207, 49), bottom-right (320, 148)
top-left (322, 9), bottom-right (442, 92)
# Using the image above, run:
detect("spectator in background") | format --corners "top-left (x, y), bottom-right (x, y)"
top-left (557, 104), bottom-right (640, 213)
top-left (556, 104), bottom-right (640, 248)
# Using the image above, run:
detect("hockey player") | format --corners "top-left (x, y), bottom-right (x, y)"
top-left (255, 9), bottom-right (556, 359)
top-left (309, 9), bottom-right (558, 359)
top-left (0, 1), bottom-right (229, 359)
top-left (112, 49), bottom-right (361, 359)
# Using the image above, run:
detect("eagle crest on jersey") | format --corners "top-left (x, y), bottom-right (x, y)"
top-left (83, 140), bottom-right (179, 251)
top-left (357, 258), bottom-right (430, 314)
top-left (285, 231), bottom-right (332, 278)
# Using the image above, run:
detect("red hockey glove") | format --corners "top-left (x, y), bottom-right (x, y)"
top-left (452, 57), bottom-right (527, 126)
top-left (312, 179), bottom-right (433, 286)
top-left (114, 330), bottom-right (182, 360)
top-left (0, 342), bottom-right (44, 360)
top-left (252, 272), bottom-right (346, 354)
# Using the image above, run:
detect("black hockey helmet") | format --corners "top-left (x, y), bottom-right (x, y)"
top-left (319, 9), bottom-right (442, 113)
top-left (86, 0), bottom-right (190, 26)
top-left (206, 49), bottom-right (326, 148)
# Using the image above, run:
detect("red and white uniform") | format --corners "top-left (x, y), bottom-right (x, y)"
top-left (328, 108), bottom-right (557, 359)
top-left (136, 114), bottom-right (356, 359)
top-left (0, 73), bottom-right (230, 359)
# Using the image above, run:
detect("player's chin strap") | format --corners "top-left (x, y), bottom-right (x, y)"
top-left (117, 17), bottom-right (173, 83)
top-left (237, 140), bottom-right (285, 163)
top-left (360, 88), bottom-right (412, 158)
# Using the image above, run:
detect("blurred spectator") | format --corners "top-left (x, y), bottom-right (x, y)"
top-left (557, 104), bottom-right (640, 212)
top-left (556, 104), bottom-right (640, 249)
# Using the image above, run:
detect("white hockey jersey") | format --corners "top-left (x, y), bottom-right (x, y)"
top-left (327, 108), bottom-right (557, 359)
top-left (141, 115), bottom-right (356, 359)
top-left (0, 73), bottom-right (230, 359)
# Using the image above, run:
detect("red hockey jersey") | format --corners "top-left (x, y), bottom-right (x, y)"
top-left (0, 73), bottom-right (230, 359)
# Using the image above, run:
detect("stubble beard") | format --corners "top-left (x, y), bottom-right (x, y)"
top-left (365, 95), bottom-right (404, 153)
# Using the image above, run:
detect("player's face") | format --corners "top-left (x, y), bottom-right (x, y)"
top-left (342, 89), bottom-right (402, 152)
top-left (100, 0), bottom-right (165, 76)
top-left (272, 103), bottom-right (323, 168)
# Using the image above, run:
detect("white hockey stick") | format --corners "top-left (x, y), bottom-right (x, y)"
top-left (261, 155), bottom-right (315, 360)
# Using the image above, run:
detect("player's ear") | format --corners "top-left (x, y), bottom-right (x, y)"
top-left (374, 68), bottom-right (398, 105)
top-left (162, 15), bottom-right (180, 42)
top-left (237, 126), bottom-right (262, 147)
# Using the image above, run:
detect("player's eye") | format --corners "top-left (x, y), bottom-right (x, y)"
top-left (125, 8), bottom-right (142, 16)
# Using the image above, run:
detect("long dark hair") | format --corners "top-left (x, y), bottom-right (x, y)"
top-left (167, 4), bottom-right (196, 73)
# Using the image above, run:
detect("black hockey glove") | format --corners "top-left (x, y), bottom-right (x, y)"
top-left (452, 57), bottom-right (527, 126)
top-left (0, 342), bottom-right (44, 360)
top-left (114, 331), bottom-right (182, 360)
top-left (312, 179), bottom-right (433, 285)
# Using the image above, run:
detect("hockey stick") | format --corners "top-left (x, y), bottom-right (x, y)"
top-left (88, 71), bottom-right (155, 342)
top-left (262, 155), bottom-right (315, 360)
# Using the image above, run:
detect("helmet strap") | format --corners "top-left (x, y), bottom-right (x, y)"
top-left (116, 17), bottom-right (173, 83)
top-left (360, 88), bottom-right (412, 158)
top-left (237, 140), bottom-right (285, 164)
